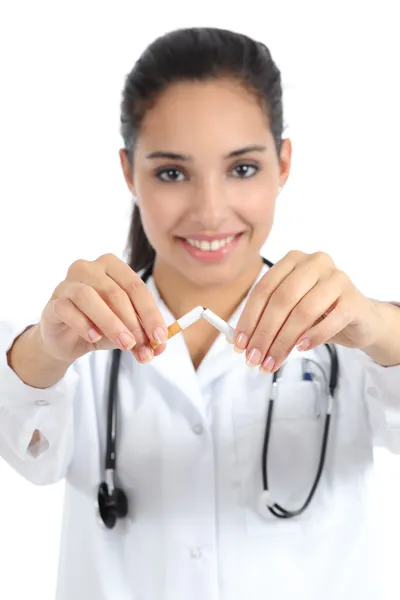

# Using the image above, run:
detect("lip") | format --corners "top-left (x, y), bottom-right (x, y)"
top-left (178, 232), bottom-right (243, 241)
top-left (178, 232), bottom-right (244, 263)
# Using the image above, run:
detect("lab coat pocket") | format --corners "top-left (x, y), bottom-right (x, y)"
top-left (233, 379), bottom-right (362, 536)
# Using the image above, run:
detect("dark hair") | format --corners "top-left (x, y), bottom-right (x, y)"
top-left (120, 27), bottom-right (284, 272)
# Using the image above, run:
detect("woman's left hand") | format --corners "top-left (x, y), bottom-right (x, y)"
top-left (234, 250), bottom-right (382, 373)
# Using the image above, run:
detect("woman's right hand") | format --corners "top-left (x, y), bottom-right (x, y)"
top-left (38, 253), bottom-right (168, 365)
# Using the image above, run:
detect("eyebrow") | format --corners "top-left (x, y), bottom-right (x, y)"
top-left (145, 145), bottom-right (267, 161)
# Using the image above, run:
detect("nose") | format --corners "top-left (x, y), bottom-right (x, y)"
top-left (190, 177), bottom-right (228, 230)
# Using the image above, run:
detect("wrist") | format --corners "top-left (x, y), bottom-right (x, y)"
top-left (7, 323), bottom-right (72, 389)
top-left (362, 301), bottom-right (400, 367)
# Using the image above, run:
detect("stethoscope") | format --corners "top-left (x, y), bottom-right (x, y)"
top-left (97, 258), bottom-right (339, 528)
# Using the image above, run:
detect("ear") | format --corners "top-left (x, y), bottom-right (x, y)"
top-left (278, 138), bottom-right (292, 189)
top-left (119, 148), bottom-right (136, 196)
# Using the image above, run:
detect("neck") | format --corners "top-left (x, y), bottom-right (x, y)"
top-left (152, 256), bottom-right (264, 323)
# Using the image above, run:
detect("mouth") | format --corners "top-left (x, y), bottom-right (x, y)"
top-left (176, 232), bottom-right (244, 262)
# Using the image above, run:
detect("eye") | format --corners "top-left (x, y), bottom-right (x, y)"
top-left (232, 163), bottom-right (259, 178)
top-left (156, 167), bottom-right (186, 182)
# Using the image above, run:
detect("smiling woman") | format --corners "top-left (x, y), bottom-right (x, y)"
top-left (1, 25), bottom-right (400, 600)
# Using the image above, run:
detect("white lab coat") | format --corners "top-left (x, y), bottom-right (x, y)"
top-left (1, 264), bottom-right (400, 600)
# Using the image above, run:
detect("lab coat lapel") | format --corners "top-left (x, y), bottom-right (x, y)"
top-left (148, 325), bottom-right (241, 421)
top-left (196, 265), bottom-right (269, 387)
top-left (196, 332), bottom-right (243, 388)
top-left (149, 333), bottom-right (206, 414)
top-left (145, 278), bottom-right (206, 414)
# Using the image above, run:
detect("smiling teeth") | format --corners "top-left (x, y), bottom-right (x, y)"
top-left (185, 236), bottom-right (235, 251)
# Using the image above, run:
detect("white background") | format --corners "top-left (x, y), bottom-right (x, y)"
top-left (0, 1), bottom-right (399, 598)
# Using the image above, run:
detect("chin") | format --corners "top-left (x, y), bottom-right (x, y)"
top-left (180, 260), bottom-right (245, 289)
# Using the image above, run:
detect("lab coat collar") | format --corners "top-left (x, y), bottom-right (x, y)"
top-left (144, 260), bottom-right (270, 411)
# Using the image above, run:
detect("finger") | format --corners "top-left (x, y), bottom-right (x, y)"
top-left (59, 280), bottom-right (137, 351)
top-left (152, 342), bottom-right (167, 357)
top-left (95, 254), bottom-right (168, 346)
top-left (234, 251), bottom-right (304, 353)
top-left (242, 256), bottom-right (325, 365)
top-left (55, 288), bottom-right (159, 363)
top-left (67, 258), bottom-right (164, 354)
top-left (131, 341), bottom-right (165, 364)
top-left (51, 297), bottom-right (104, 346)
top-left (260, 275), bottom-right (345, 371)
top-left (295, 298), bottom-right (352, 351)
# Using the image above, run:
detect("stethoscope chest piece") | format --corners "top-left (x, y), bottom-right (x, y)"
top-left (97, 480), bottom-right (128, 529)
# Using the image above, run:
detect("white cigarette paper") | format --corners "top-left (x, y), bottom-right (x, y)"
top-left (177, 306), bottom-right (205, 329)
top-left (202, 308), bottom-right (235, 343)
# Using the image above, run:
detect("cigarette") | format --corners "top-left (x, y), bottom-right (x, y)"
top-left (201, 308), bottom-right (235, 343)
top-left (150, 305), bottom-right (204, 348)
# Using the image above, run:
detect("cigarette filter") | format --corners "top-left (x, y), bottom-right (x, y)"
top-left (150, 305), bottom-right (204, 348)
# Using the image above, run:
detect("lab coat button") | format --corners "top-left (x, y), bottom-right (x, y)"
top-left (366, 385), bottom-right (379, 399)
top-left (190, 547), bottom-right (203, 558)
top-left (193, 424), bottom-right (203, 435)
top-left (35, 399), bottom-right (49, 406)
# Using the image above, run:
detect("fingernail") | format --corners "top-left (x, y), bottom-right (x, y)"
top-left (88, 328), bottom-right (102, 343)
top-left (296, 337), bottom-right (311, 351)
top-left (260, 356), bottom-right (275, 374)
top-left (118, 331), bottom-right (136, 350)
top-left (153, 326), bottom-right (168, 344)
top-left (138, 346), bottom-right (154, 363)
top-left (234, 332), bottom-right (248, 354)
top-left (246, 348), bottom-right (262, 367)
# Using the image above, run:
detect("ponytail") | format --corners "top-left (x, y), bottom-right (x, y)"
top-left (125, 203), bottom-right (155, 273)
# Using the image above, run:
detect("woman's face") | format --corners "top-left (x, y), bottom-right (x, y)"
top-left (120, 78), bottom-right (291, 287)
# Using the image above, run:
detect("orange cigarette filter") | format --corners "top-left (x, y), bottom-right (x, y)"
top-left (150, 306), bottom-right (204, 349)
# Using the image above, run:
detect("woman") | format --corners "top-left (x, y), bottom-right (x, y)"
top-left (1, 27), bottom-right (400, 600)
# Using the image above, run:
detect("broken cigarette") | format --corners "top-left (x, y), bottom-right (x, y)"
top-left (150, 306), bottom-right (236, 349)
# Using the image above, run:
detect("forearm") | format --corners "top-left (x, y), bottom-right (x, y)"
top-left (362, 301), bottom-right (400, 367)
top-left (6, 323), bottom-right (72, 389)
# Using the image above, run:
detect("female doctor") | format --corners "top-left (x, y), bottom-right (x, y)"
top-left (1, 27), bottom-right (400, 600)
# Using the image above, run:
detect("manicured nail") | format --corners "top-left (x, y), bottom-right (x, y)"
top-left (153, 326), bottom-right (168, 344)
top-left (118, 331), bottom-right (136, 350)
top-left (246, 348), bottom-right (262, 367)
top-left (260, 356), bottom-right (275, 374)
top-left (234, 332), bottom-right (248, 354)
top-left (138, 346), bottom-right (154, 363)
top-left (88, 328), bottom-right (102, 343)
top-left (296, 337), bottom-right (311, 351)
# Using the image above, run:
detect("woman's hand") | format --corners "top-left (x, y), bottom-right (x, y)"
top-left (234, 250), bottom-right (382, 373)
top-left (39, 253), bottom-right (168, 365)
